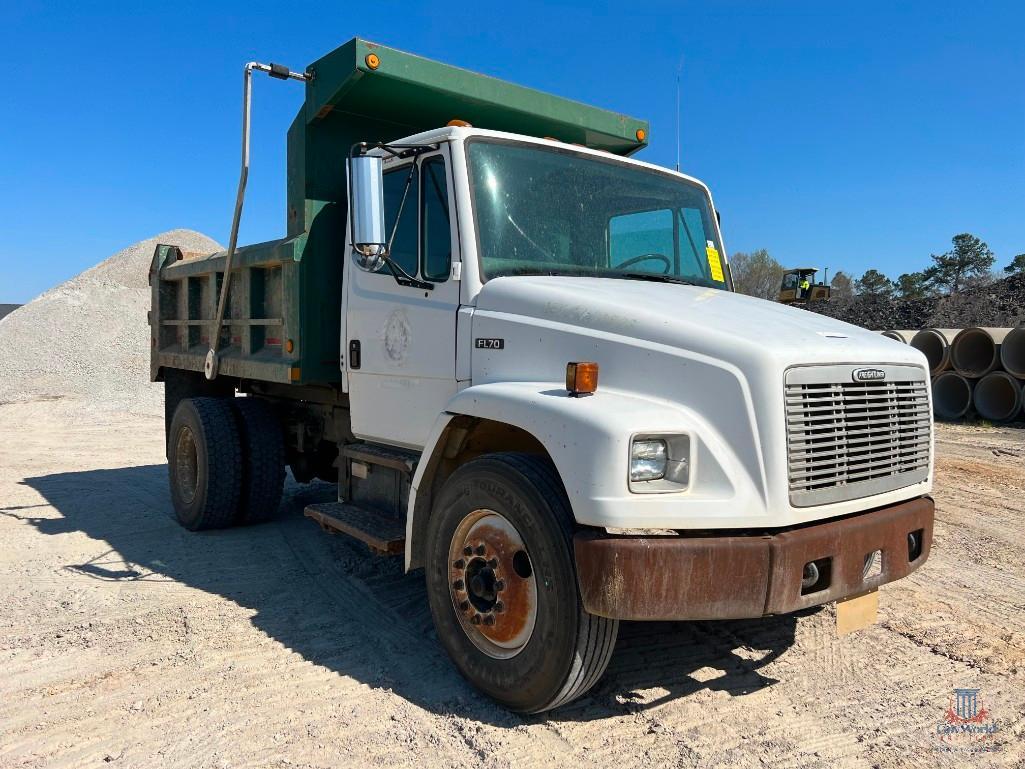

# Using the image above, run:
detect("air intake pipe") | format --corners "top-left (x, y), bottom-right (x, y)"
top-left (932, 372), bottom-right (974, 421)
top-left (973, 371), bottom-right (1023, 422)
top-left (911, 329), bottom-right (959, 376)
top-left (1000, 326), bottom-right (1025, 379)
top-left (950, 327), bottom-right (1012, 379)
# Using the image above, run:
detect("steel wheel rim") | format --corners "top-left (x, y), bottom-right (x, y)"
top-left (175, 425), bottom-right (199, 505)
top-left (447, 508), bottom-right (538, 659)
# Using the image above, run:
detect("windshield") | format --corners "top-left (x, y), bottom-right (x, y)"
top-left (467, 139), bottom-right (729, 289)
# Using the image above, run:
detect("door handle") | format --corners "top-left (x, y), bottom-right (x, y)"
top-left (349, 340), bottom-right (361, 370)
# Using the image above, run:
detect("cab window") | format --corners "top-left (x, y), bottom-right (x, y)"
top-left (382, 166), bottom-right (419, 276)
top-left (421, 156), bottom-right (451, 281)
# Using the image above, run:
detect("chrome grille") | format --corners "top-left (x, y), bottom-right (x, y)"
top-left (785, 365), bottom-right (932, 507)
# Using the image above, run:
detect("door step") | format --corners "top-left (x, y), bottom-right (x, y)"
top-left (304, 502), bottom-right (406, 555)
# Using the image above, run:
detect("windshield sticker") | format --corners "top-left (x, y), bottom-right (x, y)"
top-left (705, 242), bottom-right (725, 282)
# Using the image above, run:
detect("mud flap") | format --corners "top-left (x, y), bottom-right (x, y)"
top-left (836, 588), bottom-right (879, 635)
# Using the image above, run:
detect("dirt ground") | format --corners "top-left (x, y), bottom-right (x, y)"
top-left (1, 400), bottom-right (1023, 768)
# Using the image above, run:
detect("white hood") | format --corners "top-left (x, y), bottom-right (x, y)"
top-left (475, 276), bottom-right (926, 371)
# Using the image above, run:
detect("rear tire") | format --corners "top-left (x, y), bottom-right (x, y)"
top-left (232, 397), bottom-right (286, 524)
top-left (425, 452), bottom-right (618, 713)
top-left (168, 397), bottom-right (242, 531)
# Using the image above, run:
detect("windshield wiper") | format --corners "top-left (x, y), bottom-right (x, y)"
top-left (613, 272), bottom-right (697, 286)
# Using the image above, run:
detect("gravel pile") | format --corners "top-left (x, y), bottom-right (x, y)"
top-left (0, 230), bottom-right (220, 414)
top-left (797, 273), bottom-right (1025, 330)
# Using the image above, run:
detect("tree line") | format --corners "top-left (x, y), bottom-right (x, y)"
top-left (729, 234), bottom-right (1025, 301)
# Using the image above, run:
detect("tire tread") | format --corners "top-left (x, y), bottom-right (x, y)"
top-left (232, 398), bottom-right (286, 525)
top-left (177, 397), bottom-right (242, 530)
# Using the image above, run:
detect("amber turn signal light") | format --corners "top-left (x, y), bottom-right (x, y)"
top-left (635, 128), bottom-right (647, 142)
top-left (365, 53), bottom-right (380, 70)
top-left (566, 362), bottom-right (599, 397)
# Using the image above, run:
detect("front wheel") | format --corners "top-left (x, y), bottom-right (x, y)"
top-left (425, 453), bottom-right (618, 713)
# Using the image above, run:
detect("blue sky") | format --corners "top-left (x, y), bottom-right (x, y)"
top-left (1, 1), bottom-right (1022, 302)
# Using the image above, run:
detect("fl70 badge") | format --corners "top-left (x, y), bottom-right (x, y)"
top-left (475, 338), bottom-right (505, 350)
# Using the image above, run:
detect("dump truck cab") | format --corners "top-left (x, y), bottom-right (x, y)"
top-left (343, 125), bottom-right (730, 450)
top-left (150, 38), bottom-right (935, 714)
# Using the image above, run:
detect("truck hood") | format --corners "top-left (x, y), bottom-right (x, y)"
top-left (468, 275), bottom-right (932, 531)
top-left (474, 275), bottom-right (926, 369)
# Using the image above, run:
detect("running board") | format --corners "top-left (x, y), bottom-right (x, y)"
top-left (304, 501), bottom-right (405, 555)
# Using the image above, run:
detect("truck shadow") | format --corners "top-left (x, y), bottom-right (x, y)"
top-left (20, 463), bottom-right (802, 726)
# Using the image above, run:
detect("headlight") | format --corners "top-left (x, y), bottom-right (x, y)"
top-left (629, 435), bottom-right (690, 492)
top-left (630, 439), bottom-right (667, 481)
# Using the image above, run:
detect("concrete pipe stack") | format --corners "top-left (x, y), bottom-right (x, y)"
top-left (881, 326), bottom-right (1025, 424)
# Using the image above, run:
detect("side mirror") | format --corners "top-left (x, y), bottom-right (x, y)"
top-left (348, 155), bottom-right (387, 271)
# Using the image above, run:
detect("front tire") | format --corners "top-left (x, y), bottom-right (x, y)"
top-left (425, 453), bottom-right (618, 713)
top-left (168, 397), bottom-right (241, 531)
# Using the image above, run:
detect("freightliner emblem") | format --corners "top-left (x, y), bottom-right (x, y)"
top-left (853, 367), bottom-right (886, 382)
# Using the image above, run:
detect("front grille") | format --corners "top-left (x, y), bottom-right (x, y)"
top-left (785, 365), bottom-right (932, 507)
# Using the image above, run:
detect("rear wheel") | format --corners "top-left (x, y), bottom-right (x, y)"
top-left (232, 398), bottom-right (285, 525)
top-left (168, 397), bottom-right (241, 531)
top-left (425, 453), bottom-right (618, 713)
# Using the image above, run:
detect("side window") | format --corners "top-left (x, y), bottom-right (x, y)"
top-left (421, 156), bottom-right (451, 281)
top-left (381, 166), bottom-right (419, 276)
top-left (609, 209), bottom-right (674, 272)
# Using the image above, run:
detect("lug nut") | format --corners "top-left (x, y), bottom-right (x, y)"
top-left (475, 544), bottom-right (486, 556)
top-left (470, 614), bottom-right (482, 625)
top-left (488, 558), bottom-right (499, 568)
top-left (494, 579), bottom-right (505, 591)
top-left (494, 601), bottom-right (504, 613)
top-left (459, 600), bottom-right (470, 611)
top-left (463, 546), bottom-right (473, 556)
top-left (483, 615), bottom-right (496, 626)
top-left (452, 579), bottom-right (464, 591)
top-left (453, 559), bottom-right (465, 569)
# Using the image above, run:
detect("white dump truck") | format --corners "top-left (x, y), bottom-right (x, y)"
top-left (150, 39), bottom-right (935, 712)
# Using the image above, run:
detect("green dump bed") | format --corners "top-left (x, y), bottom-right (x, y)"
top-left (149, 38), bottom-right (649, 386)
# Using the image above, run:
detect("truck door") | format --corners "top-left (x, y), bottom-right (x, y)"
top-left (344, 149), bottom-right (459, 449)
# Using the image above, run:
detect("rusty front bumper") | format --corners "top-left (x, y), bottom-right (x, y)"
top-left (573, 496), bottom-right (934, 620)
